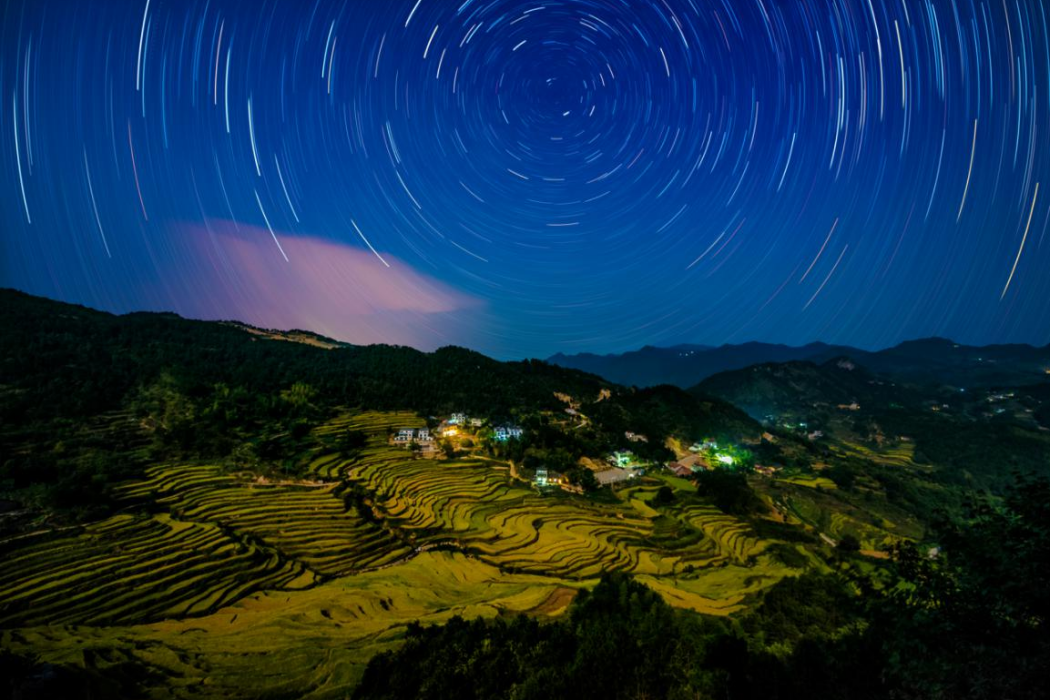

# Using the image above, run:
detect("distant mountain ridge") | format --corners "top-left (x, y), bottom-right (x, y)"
top-left (549, 338), bottom-right (1050, 389)
top-left (549, 342), bottom-right (859, 388)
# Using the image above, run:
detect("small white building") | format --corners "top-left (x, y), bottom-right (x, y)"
top-left (494, 425), bottom-right (524, 441)
top-left (393, 428), bottom-right (433, 444)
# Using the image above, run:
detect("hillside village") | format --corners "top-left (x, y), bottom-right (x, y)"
top-left (3, 291), bottom-right (1048, 699)
top-left (389, 405), bottom-right (762, 494)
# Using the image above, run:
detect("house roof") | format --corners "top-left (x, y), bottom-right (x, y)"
top-left (595, 468), bottom-right (632, 485)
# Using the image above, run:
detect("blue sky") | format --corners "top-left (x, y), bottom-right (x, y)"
top-left (2, 0), bottom-right (1048, 358)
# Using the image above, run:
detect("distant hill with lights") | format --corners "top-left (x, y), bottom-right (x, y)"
top-left (690, 358), bottom-right (920, 421)
top-left (549, 338), bottom-right (1050, 389)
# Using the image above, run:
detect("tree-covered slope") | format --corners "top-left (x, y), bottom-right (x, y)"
top-left (0, 289), bottom-right (758, 518)
top-left (692, 358), bottom-right (916, 420)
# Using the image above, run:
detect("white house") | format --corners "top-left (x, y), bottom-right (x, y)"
top-left (393, 428), bottom-right (433, 444)
top-left (494, 425), bottom-right (524, 441)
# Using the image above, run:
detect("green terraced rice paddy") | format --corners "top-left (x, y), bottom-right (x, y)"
top-left (778, 475), bottom-right (839, 490)
top-left (0, 514), bottom-right (309, 627)
top-left (117, 463), bottom-right (412, 577)
top-left (0, 410), bottom-right (796, 698)
top-left (836, 440), bottom-right (918, 468)
top-left (680, 505), bottom-right (769, 563)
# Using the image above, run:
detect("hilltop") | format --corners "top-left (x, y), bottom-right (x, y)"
top-left (692, 357), bottom-right (920, 420)
top-left (0, 289), bottom-right (759, 520)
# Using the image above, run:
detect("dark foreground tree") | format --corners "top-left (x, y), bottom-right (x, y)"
top-left (868, 475), bottom-right (1050, 700)
top-left (693, 469), bottom-right (765, 515)
top-left (352, 571), bottom-right (883, 700)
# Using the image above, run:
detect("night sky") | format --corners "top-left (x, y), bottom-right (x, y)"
top-left (2, 0), bottom-right (1048, 359)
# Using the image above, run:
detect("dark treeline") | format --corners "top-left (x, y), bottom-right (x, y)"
top-left (0, 290), bottom-right (606, 423)
top-left (354, 572), bottom-right (881, 700)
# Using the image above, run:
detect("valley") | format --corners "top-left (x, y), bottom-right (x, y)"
top-left (2, 411), bottom-right (799, 697)
top-left (1, 291), bottom-right (1047, 699)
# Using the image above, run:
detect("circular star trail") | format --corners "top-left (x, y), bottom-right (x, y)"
top-left (1, 0), bottom-right (1049, 357)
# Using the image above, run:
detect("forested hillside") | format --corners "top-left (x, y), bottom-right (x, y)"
top-left (0, 290), bottom-right (758, 519)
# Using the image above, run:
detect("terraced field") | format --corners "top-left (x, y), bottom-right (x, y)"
top-left (778, 475), bottom-right (839, 490)
top-left (835, 440), bottom-right (919, 468)
top-left (117, 464), bottom-right (413, 577)
top-left (0, 410), bottom-right (795, 697)
top-left (0, 514), bottom-right (312, 627)
top-left (680, 505), bottom-right (770, 563)
top-left (344, 443), bottom-right (751, 579)
top-left (1, 550), bottom-right (584, 698)
top-left (308, 411), bottom-right (424, 479)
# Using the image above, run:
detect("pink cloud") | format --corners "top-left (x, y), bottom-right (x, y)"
top-left (162, 220), bottom-right (486, 350)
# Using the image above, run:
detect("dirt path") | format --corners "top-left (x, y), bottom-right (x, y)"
top-left (530, 586), bottom-right (578, 615)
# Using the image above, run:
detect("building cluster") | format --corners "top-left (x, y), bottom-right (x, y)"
top-left (585, 449), bottom-right (647, 487)
top-left (670, 448), bottom-right (774, 478)
top-left (447, 413), bottom-right (484, 427)
top-left (494, 425), bottom-right (524, 441)
top-left (533, 467), bottom-right (566, 488)
top-left (392, 413), bottom-right (526, 451)
top-left (393, 427), bottom-right (433, 447)
top-left (676, 440), bottom-right (754, 472)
